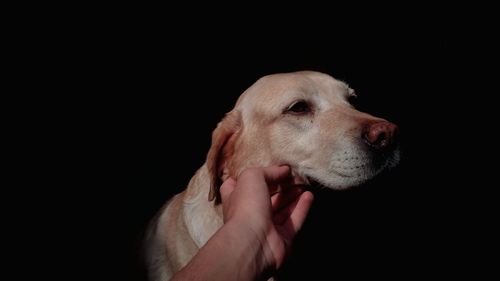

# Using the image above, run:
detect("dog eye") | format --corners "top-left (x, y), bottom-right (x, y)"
top-left (285, 100), bottom-right (311, 114)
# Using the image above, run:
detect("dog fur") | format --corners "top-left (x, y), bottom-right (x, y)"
top-left (144, 71), bottom-right (399, 280)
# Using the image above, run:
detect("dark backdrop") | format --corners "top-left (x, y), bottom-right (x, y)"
top-left (125, 25), bottom-right (456, 280)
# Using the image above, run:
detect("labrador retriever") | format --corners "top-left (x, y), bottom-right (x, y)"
top-left (144, 71), bottom-right (399, 280)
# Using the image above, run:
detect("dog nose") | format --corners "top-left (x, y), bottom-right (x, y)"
top-left (363, 121), bottom-right (399, 150)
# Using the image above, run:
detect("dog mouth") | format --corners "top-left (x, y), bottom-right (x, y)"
top-left (304, 179), bottom-right (322, 193)
top-left (301, 175), bottom-right (329, 193)
top-left (295, 149), bottom-right (400, 193)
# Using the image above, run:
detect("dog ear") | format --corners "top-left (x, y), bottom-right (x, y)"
top-left (206, 110), bottom-right (241, 203)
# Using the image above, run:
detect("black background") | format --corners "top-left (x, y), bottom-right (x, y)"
top-left (8, 5), bottom-right (493, 281)
top-left (123, 19), bottom-right (465, 280)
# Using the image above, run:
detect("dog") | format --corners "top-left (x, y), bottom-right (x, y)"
top-left (144, 71), bottom-right (399, 280)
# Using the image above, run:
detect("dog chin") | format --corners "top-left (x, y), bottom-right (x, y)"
top-left (305, 173), bottom-right (369, 191)
top-left (300, 148), bottom-right (400, 191)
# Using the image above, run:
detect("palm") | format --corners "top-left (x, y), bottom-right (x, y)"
top-left (220, 166), bottom-right (314, 271)
top-left (267, 187), bottom-right (311, 268)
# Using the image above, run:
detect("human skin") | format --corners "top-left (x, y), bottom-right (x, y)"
top-left (171, 165), bottom-right (314, 281)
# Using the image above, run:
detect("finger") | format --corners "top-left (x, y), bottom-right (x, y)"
top-left (263, 165), bottom-right (293, 194)
top-left (271, 187), bottom-right (304, 212)
top-left (273, 191), bottom-right (314, 227)
top-left (262, 165), bottom-right (292, 184)
top-left (238, 165), bottom-right (292, 195)
top-left (286, 191), bottom-right (314, 233)
top-left (220, 177), bottom-right (236, 203)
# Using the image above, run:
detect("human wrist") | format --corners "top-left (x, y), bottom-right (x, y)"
top-left (223, 220), bottom-right (276, 278)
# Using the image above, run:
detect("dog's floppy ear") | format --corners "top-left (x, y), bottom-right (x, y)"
top-left (206, 110), bottom-right (241, 203)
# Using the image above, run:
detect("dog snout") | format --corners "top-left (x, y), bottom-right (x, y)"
top-left (362, 121), bottom-right (399, 151)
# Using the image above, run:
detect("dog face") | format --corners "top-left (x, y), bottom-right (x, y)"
top-left (207, 71), bottom-right (399, 201)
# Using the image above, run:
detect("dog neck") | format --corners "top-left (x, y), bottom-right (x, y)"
top-left (182, 164), bottom-right (224, 248)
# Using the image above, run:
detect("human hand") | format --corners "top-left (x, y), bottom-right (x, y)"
top-left (220, 165), bottom-right (314, 273)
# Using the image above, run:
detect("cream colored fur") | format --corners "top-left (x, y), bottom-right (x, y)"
top-left (144, 71), bottom-right (399, 280)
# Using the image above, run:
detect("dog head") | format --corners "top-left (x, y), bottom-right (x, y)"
top-left (207, 71), bottom-right (399, 202)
